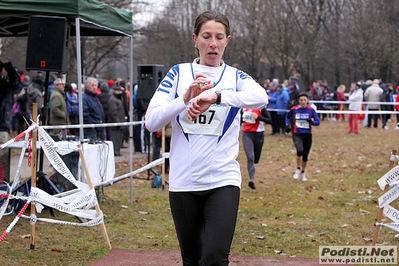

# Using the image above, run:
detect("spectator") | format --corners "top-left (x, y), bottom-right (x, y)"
top-left (98, 82), bottom-right (112, 140)
top-left (132, 83), bottom-right (143, 152)
top-left (275, 84), bottom-right (290, 135)
top-left (364, 79), bottom-right (383, 128)
top-left (0, 61), bottom-right (22, 183)
top-left (25, 79), bottom-right (43, 122)
top-left (311, 80), bottom-right (327, 120)
top-left (381, 83), bottom-right (393, 130)
top-left (82, 77), bottom-right (105, 140)
top-left (50, 78), bottom-right (69, 135)
top-left (118, 79), bottom-right (129, 146)
top-left (395, 86), bottom-right (399, 130)
top-left (107, 84), bottom-right (125, 156)
top-left (335, 84), bottom-right (347, 122)
top-left (65, 83), bottom-right (79, 136)
top-left (266, 80), bottom-right (279, 135)
top-left (347, 82), bottom-right (363, 134)
top-left (287, 80), bottom-right (299, 110)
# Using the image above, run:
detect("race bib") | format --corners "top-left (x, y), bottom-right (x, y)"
top-left (296, 120), bottom-right (309, 129)
top-left (242, 111), bottom-right (256, 124)
top-left (179, 104), bottom-right (228, 136)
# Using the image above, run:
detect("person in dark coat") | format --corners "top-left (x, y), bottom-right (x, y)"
top-left (107, 84), bottom-right (126, 156)
top-left (97, 82), bottom-right (112, 140)
top-left (82, 77), bottom-right (105, 141)
top-left (0, 61), bottom-right (22, 183)
top-left (287, 81), bottom-right (299, 110)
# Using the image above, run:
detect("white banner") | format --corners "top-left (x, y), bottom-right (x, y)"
top-left (37, 127), bottom-right (87, 190)
top-left (383, 205), bottom-right (399, 224)
top-left (378, 184), bottom-right (399, 208)
top-left (377, 165), bottom-right (399, 190)
top-left (30, 187), bottom-right (98, 219)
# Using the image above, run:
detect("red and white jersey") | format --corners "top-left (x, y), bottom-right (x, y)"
top-left (242, 108), bottom-right (265, 132)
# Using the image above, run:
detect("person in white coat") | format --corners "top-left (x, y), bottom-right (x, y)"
top-left (348, 82), bottom-right (364, 134)
top-left (145, 10), bottom-right (268, 266)
top-left (364, 79), bottom-right (383, 128)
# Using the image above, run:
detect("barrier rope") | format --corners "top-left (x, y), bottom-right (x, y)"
top-left (0, 198), bottom-right (31, 242)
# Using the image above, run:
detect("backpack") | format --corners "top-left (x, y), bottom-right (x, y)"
top-left (66, 92), bottom-right (79, 116)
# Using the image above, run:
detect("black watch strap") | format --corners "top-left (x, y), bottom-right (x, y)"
top-left (215, 91), bottom-right (221, 105)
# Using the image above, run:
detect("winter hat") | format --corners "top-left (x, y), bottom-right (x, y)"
top-left (107, 79), bottom-right (115, 87)
top-left (100, 82), bottom-right (110, 93)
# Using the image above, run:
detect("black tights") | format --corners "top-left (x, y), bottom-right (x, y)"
top-left (292, 133), bottom-right (312, 162)
top-left (169, 185), bottom-right (240, 266)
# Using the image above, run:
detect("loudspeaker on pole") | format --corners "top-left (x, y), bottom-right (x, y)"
top-left (137, 64), bottom-right (164, 111)
top-left (25, 16), bottom-right (69, 72)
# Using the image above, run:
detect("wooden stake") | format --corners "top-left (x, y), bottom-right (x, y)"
top-left (77, 144), bottom-right (111, 249)
top-left (30, 103), bottom-right (38, 249)
top-left (372, 149), bottom-right (397, 245)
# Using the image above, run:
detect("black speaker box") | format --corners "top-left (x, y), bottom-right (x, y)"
top-left (137, 64), bottom-right (164, 110)
top-left (25, 16), bottom-right (69, 72)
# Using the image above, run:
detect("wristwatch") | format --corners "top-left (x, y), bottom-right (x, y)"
top-left (215, 91), bottom-right (221, 105)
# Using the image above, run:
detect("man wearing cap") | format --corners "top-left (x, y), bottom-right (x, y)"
top-left (107, 84), bottom-right (125, 156)
top-left (50, 78), bottom-right (69, 135)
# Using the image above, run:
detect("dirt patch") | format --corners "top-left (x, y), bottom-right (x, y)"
top-left (88, 249), bottom-right (346, 266)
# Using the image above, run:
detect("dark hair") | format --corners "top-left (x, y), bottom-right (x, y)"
top-left (297, 92), bottom-right (308, 99)
top-left (65, 83), bottom-right (73, 93)
top-left (193, 11), bottom-right (230, 55)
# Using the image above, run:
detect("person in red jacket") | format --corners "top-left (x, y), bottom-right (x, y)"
top-left (395, 87), bottom-right (399, 130)
top-left (241, 107), bottom-right (271, 189)
top-left (335, 84), bottom-right (347, 121)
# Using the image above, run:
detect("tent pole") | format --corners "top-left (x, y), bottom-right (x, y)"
top-left (75, 18), bottom-right (84, 184)
top-left (129, 36), bottom-right (134, 205)
top-left (75, 18), bottom-right (83, 145)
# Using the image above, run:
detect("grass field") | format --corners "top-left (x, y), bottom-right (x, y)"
top-left (1, 117), bottom-right (399, 265)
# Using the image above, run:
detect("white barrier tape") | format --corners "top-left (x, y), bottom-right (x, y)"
top-left (41, 120), bottom-right (144, 130)
top-left (22, 213), bottom-right (104, 227)
top-left (10, 133), bottom-right (29, 192)
top-left (378, 185), bottom-right (399, 208)
top-left (310, 100), bottom-right (399, 105)
top-left (374, 222), bottom-right (399, 233)
top-left (0, 123), bottom-right (36, 151)
top-left (267, 108), bottom-right (399, 114)
top-left (30, 187), bottom-right (97, 218)
top-left (96, 156), bottom-right (166, 187)
top-left (0, 199), bottom-right (31, 242)
top-left (55, 190), bottom-right (88, 204)
top-left (383, 205), bottom-right (399, 224)
top-left (38, 127), bottom-right (78, 156)
top-left (38, 127), bottom-right (87, 190)
top-left (377, 165), bottom-right (399, 190)
top-left (0, 182), bottom-right (12, 220)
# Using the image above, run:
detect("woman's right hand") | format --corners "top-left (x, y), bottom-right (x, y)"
top-left (183, 73), bottom-right (213, 105)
